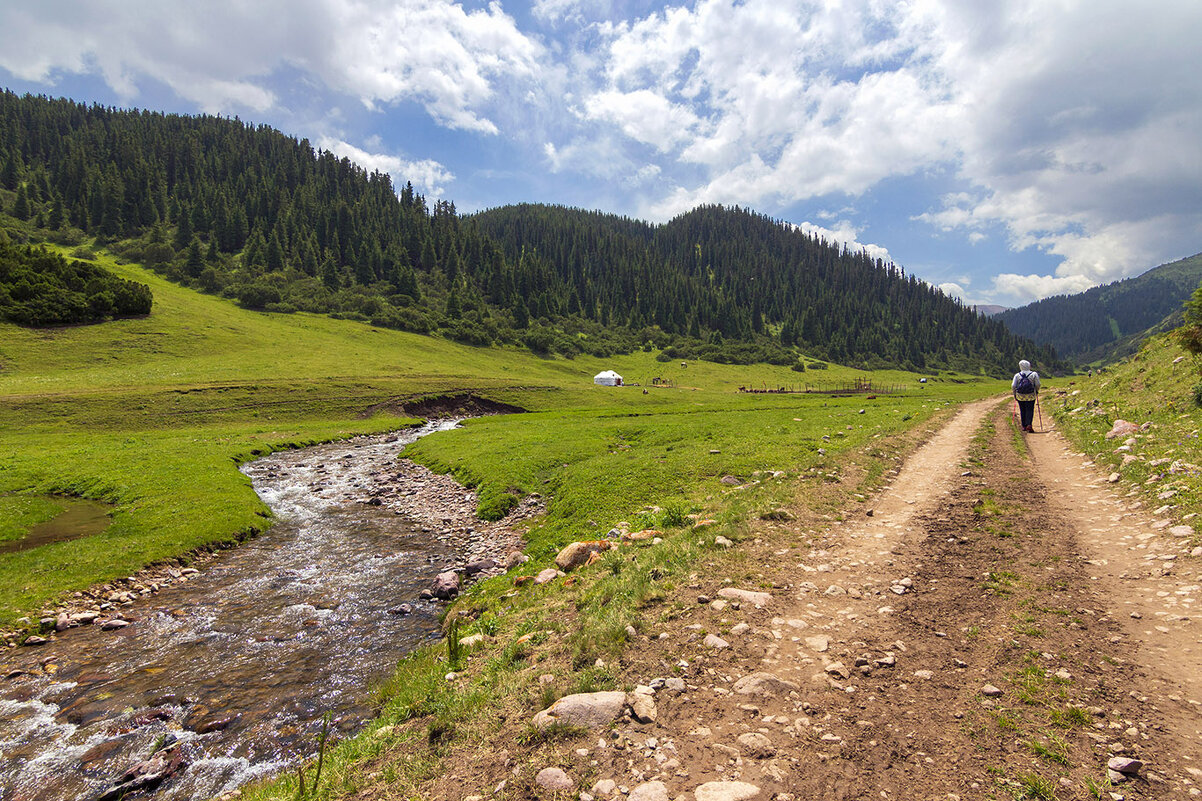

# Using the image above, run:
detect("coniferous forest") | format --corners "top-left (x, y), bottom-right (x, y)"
top-left (0, 91), bottom-right (1061, 375)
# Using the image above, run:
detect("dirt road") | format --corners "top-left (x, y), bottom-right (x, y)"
top-left (447, 398), bottom-right (1202, 800)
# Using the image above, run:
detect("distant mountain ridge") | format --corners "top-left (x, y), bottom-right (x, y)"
top-left (997, 253), bottom-right (1202, 364)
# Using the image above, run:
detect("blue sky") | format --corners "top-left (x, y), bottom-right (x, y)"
top-left (2, 0), bottom-right (1200, 308)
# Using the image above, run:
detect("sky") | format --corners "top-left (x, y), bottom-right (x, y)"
top-left (1, 1), bottom-right (1200, 309)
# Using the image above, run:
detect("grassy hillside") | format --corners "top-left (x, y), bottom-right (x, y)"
top-left (1051, 332), bottom-right (1200, 540)
top-left (0, 247), bottom-right (1000, 626)
top-left (999, 252), bottom-right (1202, 364)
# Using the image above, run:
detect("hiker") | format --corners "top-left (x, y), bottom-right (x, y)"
top-left (1012, 359), bottom-right (1041, 433)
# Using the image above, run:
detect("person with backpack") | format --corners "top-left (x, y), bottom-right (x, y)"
top-left (1012, 359), bottom-right (1041, 432)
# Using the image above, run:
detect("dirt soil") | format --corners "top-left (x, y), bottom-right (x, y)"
top-left (415, 399), bottom-right (1202, 800)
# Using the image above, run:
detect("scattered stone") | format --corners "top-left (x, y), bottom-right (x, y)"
top-left (663, 677), bottom-right (686, 694)
top-left (1107, 473), bottom-right (1121, 483)
top-left (463, 558), bottom-right (497, 577)
top-left (535, 767), bottom-right (574, 792)
top-left (1170, 525), bottom-right (1194, 537)
top-left (694, 781), bottom-right (761, 801)
top-left (716, 588), bottom-right (772, 607)
top-left (730, 622), bottom-right (751, 635)
top-left (1105, 420), bottom-right (1141, 440)
top-left (704, 633), bottom-right (730, 650)
top-left (720, 475), bottom-right (741, 486)
top-left (736, 732), bottom-right (776, 758)
top-left (732, 672), bottom-right (799, 697)
top-left (628, 781), bottom-right (670, 801)
top-left (555, 541), bottom-right (614, 572)
top-left (431, 571), bottom-right (460, 599)
top-left (101, 619), bottom-right (130, 631)
top-left (982, 684), bottom-right (1003, 697)
top-left (195, 714), bottom-right (238, 734)
top-left (592, 779), bottom-right (619, 797)
top-left (912, 670), bottom-right (933, 680)
top-left (824, 662), bottom-right (850, 679)
top-left (388, 603), bottom-right (414, 616)
top-left (504, 550), bottom-right (529, 570)
top-left (714, 536), bottom-right (734, 548)
top-left (533, 568), bottom-right (560, 585)
top-left (22, 635), bottom-right (48, 646)
top-left (532, 691), bottom-right (627, 729)
top-left (1108, 756), bottom-right (1142, 776)
top-left (94, 747), bottom-right (189, 801)
top-left (627, 692), bottom-right (658, 724)
top-left (874, 654), bottom-right (896, 668)
top-left (805, 635), bottom-right (830, 653)
top-left (459, 633), bottom-right (486, 649)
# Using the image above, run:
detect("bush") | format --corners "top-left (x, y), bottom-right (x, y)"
top-left (1193, 382), bottom-right (1202, 408)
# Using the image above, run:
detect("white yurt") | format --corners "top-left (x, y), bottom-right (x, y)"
top-left (594, 370), bottom-right (623, 387)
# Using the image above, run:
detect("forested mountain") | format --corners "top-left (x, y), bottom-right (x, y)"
top-left (997, 253), bottom-right (1202, 363)
top-left (0, 90), bottom-right (1058, 375)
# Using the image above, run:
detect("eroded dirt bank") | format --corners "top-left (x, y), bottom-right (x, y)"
top-left (411, 400), bottom-right (1201, 800)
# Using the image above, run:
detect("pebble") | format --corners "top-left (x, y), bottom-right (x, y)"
top-left (982, 684), bottom-right (1003, 697)
top-left (732, 672), bottom-right (799, 696)
top-left (628, 781), bottom-right (670, 801)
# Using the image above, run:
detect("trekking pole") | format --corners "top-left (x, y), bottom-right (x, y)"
top-left (1036, 396), bottom-right (1043, 432)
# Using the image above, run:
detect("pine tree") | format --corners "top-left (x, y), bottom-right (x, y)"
top-left (12, 184), bottom-right (31, 220)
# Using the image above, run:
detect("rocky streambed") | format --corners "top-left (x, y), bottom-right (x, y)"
top-left (0, 420), bottom-right (530, 801)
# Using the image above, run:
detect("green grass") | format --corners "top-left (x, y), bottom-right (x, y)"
top-left (0, 495), bottom-right (67, 543)
top-left (1053, 333), bottom-right (1202, 539)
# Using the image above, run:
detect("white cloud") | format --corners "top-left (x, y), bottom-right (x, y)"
top-left (318, 136), bottom-right (453, 196)
top-left (991, 272), bottom-right (1098, 304)
top-left (793, 220), bottom-right (892, 265)
top-left (0, 0), bottom-right (542, 131)
top-left (938, 282), bottom-right (966, 301)
top-left (584, 89), bottom-right (700, 152)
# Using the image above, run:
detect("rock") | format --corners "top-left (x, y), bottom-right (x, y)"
top-left (804, 635), bottom-right (830, 652)
top-left (663, 677), bottom-right (686, 693)
top-left (824, 662), bottom-right (850, 679)
top-left (874, 654), bottom-right (896, 667)
top-left (730, 622), bottom-right (751, 635)
top-left (533, 568), bottom-right (560, 585)
top-left (431, 571), bottom-right (460, 599)
top-left (982, 684), bottom-right (1003, 697)
top-left (716, 588), bottom-right (772, 607)
top-left (912, 669), bottom-right (933, 680)
top-left (504, 550), bottom-right (529, 570)
top-left (694, 781), bottom-right (761, 801)
top-left (592, 779), bottom-right (619, 796)
top-left (388, 603), bottom-right (414, 615)
top-left (627, 692), bottom-right (658, 724)
top-left (732, 672), bottom-right (799, 697)
top-left (95, 747), bottom-right (189, 801)
top-left (714, 536), bottom-right (734, 548)
top-left (459, 633), bottom-right (486, 649)
top-left (1107, 473), bottom-right (1121, 483)
top-left (1170, 525), bottom-right (1194, 537)
top-left (463, 558), bottom-right (497, 577)
top-left (101, 619), bottom-right (130, 631)
top-left (720, 475), bottom-right (741, 486)
top-left (535, 767), bottom-right (574, 792)
top-left (736, 732), bottom-right (776, 758)
top-left (704, 633), bottom-right (730, 649)
top-left (195, 714), bottom-right (239, 734)
top-left (622, 529), bottom-right (659, 542)
top-left (532, 691), bottom-right (627, 729)
top-left (1108, 756), bottom-right (1142, 776)
top-left (1105, 420), bottom-right (1141, 440)
top-left (556, 541), bottom-right (614, 571)
top-left (628, 781), bottom-right (670, 801)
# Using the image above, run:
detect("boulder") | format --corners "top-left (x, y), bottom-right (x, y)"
top-left (504, 550), bottom-right (529, 570)
top-left (431, 571), bottom-right (460, 600)
top-left (555, 541), bottom-right (614, 572)
top-left (716, 588), bottom-right (772, 607)
top-left (532, 691), bottom-right (627, 729)
top-left (732, 672), bottom-right (799, 697)
top-left (627, 691), bottom-right (657, 724)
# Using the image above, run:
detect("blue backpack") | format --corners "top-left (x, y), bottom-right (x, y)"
top-left (1015, 372), bottom-right (1036, 395)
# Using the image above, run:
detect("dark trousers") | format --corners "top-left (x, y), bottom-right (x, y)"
top-left (1018, 399), bottom-right (1035, 429)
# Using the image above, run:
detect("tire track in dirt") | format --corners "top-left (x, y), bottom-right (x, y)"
top-left (473, 399), bottom-right (1202, 801)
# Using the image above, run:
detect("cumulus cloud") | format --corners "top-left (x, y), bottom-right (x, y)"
top-left (318, 136), bottom-right (453, 196)
top-left (0, 0), bottom-right (541, 131)
top-left (793, 219), bottom-right (892, 265)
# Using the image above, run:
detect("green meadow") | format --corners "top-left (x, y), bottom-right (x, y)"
top-left (0, 248), bottom-right (1000, 626)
